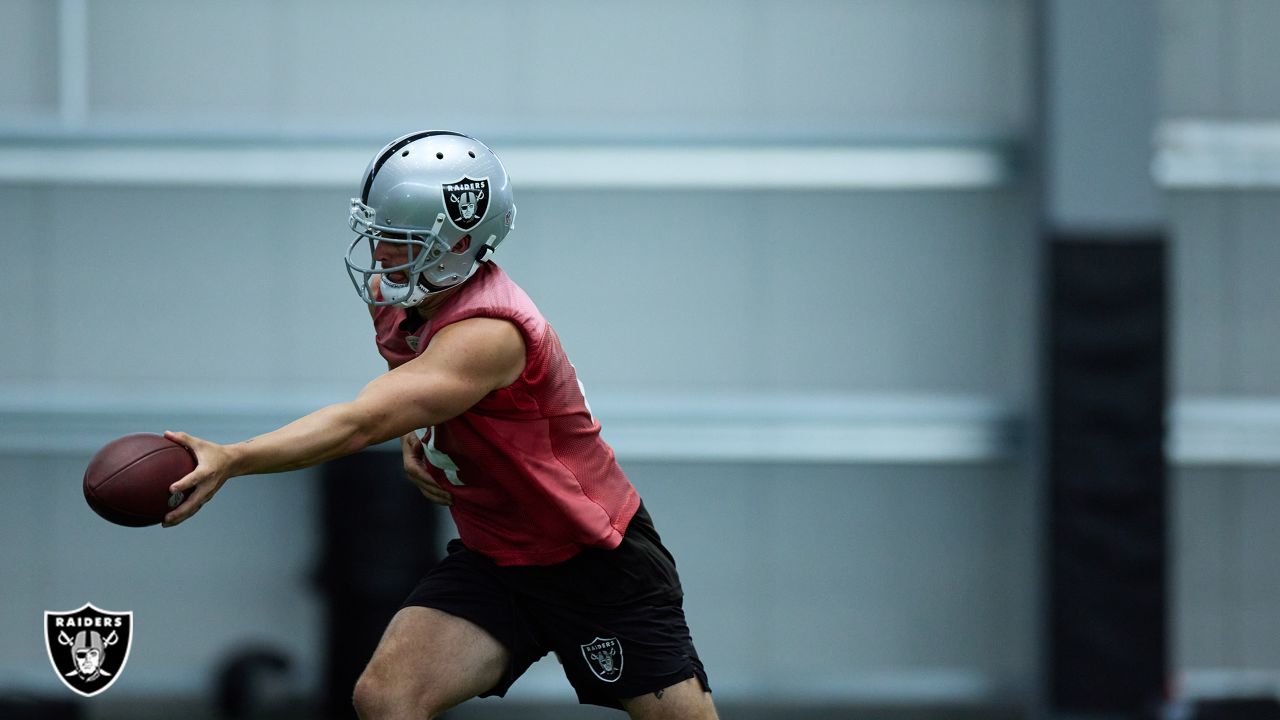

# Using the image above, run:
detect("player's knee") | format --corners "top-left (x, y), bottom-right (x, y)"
top-left (353, 665), bottom-right (448, 720)
top-left (353, 668), bottom-right (414, 720)
top-left (351, 669), bottom-right (385, 720)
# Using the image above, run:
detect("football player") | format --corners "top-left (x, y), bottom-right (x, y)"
top-left (163, 131), bottom-right (717, 720)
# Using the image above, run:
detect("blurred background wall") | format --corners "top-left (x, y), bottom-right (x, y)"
top-left (0, 0), bottom-right (1276, 718)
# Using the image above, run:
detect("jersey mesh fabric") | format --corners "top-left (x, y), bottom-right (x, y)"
top-left (371, 262), bottom-right (640, 566)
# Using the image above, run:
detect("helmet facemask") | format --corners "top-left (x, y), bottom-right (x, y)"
top-left (345, 200), bottom-right (451, 308)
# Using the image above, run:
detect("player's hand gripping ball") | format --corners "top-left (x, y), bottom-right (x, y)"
top-left (83, 433), bottom-right (195, 527)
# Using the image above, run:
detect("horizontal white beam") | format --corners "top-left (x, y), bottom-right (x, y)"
top-left (1154, 119), bottom-right (1280, 189)
top-left (0, 142), bottom-right (1012, 190)
top-left (1169, 396), bottom-right (1280, 466)
top-left (6, 388), bottom-right (1278, 466)
top-left (1177, 668), bottom-right (1280, 701)
top-left (0, 388), bottom-right (1017, 464)
top-left (599, 393), bottom-right (1016, 463)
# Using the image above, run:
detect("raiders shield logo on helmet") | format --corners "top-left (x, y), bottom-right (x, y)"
top-left (44, 603), bottom-right (133, 697)
top-left (580, 637), bottom-right (624, 683)
top-left (442, 177), bottom-right (490, 231)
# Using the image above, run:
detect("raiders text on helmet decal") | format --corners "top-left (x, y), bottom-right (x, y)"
top-left (44, 603), bottom-right (134, 697)
top-left (442, 177), bottom-right (490, 231)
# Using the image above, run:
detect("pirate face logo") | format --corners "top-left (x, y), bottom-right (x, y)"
top-left (45, 603), bottom-right (133, 697)
top-left (580, 637), bottom-right (623, 683)
top-left (73, 632), bottom-right (108, 678)
top-left (442, 177), bottom-right (490, 230)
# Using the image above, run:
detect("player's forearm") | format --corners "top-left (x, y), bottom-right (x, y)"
top-left (227, 402), bottom-right (380, 476)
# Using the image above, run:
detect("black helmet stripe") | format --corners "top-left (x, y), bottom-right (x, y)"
top-left (360, 130), bottom-right (471, 204)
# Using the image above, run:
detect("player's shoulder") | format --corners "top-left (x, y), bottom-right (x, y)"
top-left (422, 315), bottom-right (527, 385)
top-left (432, 315), bottom-right (525, 352)
top-left (476, 263), bottom-right (540, 310)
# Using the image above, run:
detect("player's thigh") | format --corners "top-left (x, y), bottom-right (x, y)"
top-left (356, 606), bottom-right (509, 712)
top-left (621, 676), bottom-right (719, 720)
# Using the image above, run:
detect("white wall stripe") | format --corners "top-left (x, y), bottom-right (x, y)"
top-left (3, 390), bottom-right (1276, 466)
top-left (0, 389), bottom-right (1017, 464)
top-left (1154, 119), bottom-right (1280, 189)
top-left (0, 143), bottom-right (1012, 190)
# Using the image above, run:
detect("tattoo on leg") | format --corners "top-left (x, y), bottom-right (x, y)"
top-left (654, 689), bottom-right (665, 700)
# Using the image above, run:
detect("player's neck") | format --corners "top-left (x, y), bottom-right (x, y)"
top-left (413, 286), bottom-right (461, 320)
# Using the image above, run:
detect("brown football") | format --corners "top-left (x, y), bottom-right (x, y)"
top-left (84, 433), bottom-right (195, 527)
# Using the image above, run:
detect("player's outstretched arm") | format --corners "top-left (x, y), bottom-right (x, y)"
top-left (161, 318), bottom-right (525, 527)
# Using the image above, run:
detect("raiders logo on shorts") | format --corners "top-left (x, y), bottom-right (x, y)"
top-left (442, 177), bottom-right (490, 231)
top-left (580, 637), bottom-right (624, 683)
top-left (44, 603), bottom-right (133, 697)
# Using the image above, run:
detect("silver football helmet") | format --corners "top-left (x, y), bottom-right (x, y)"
top-left (346, 131), bottom-right (516, 307)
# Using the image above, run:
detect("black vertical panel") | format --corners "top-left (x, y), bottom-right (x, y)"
top-left (1047, 237), bottom-right (1167, 716)
top-left (317, 450), bottom-right (441, 720)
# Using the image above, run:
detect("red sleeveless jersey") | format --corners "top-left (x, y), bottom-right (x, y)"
top-left (371, 262), bottom-right (640, 566)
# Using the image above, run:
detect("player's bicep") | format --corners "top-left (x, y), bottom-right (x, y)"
top-left (353, 318), bottom-right (526, 441)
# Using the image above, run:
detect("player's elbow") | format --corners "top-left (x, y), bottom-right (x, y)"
top-left (330, 402), bottom-right (387, 455)
top-left (343, 400), bottom-right (414, 451)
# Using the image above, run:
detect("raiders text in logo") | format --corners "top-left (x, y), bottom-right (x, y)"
top-left (580, 637), bottom-right (623, 683)
top-left (442, 177), bottom-right (490, 231)
top-left (44, 603), bottom-right (133, 697)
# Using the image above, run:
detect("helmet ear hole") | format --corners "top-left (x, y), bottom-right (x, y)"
top-left (450, 234), bottom-right (472, 254)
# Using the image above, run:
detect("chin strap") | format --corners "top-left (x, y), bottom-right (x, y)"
top-left (476, 233), bottom-right (499, 262)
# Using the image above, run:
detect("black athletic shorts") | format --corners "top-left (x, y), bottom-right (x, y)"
top-left (399, 502), bottom-right (711, 709)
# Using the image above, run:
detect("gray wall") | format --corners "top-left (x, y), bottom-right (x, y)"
top-left (11, 0), bottom-right (1275, 711)
top-left (1161, 0), bottom-right (1280, 700)
top-left (0, 0), bottom-right (1038, 706)
top-left (1170, 188), bottom-right (1280, 690)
